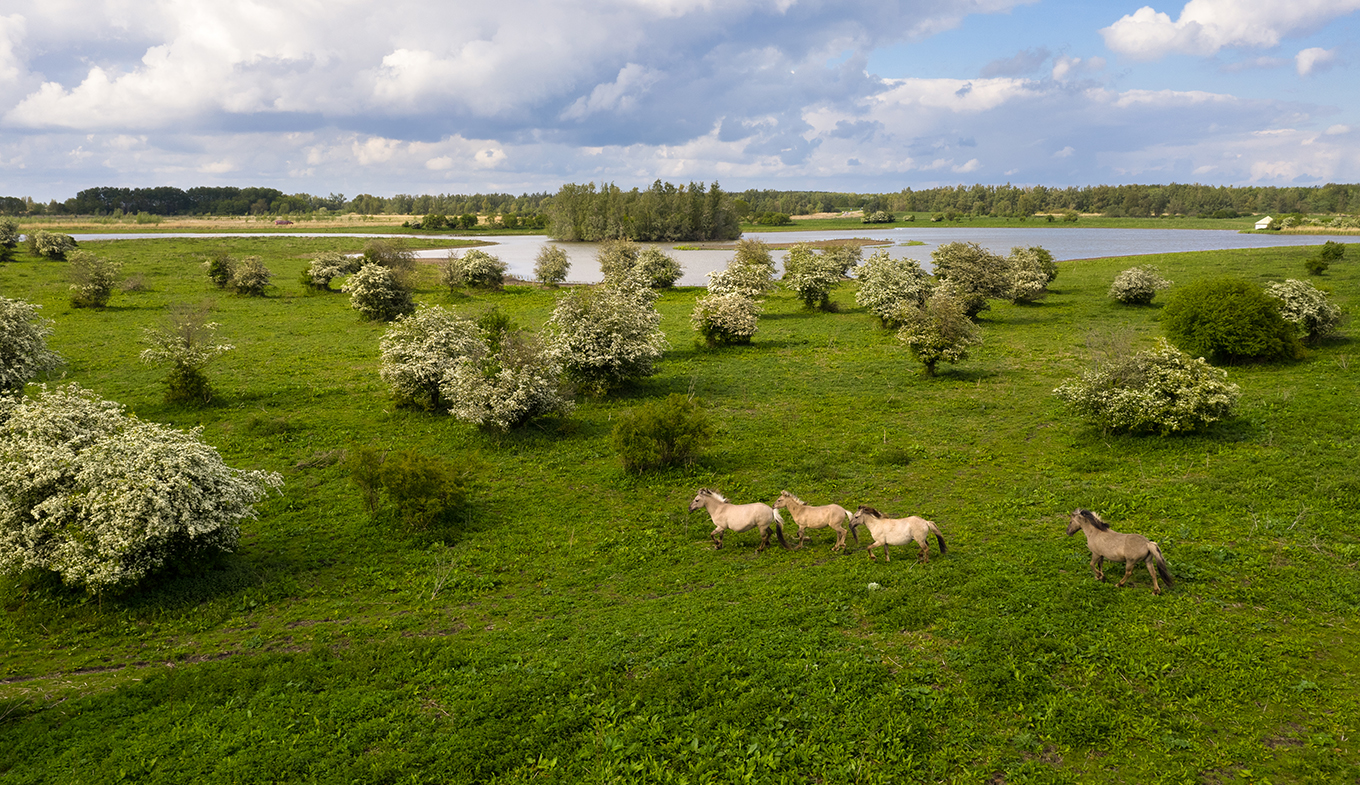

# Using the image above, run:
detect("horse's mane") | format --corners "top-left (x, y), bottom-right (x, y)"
top-left (781, 491), bottom-right (804, 505)
top-left (857, 505), bottom-right (883, 518)
top-left (704, 489), bottom-right (729, 503)
top-left (1075, 508), bottom-right (1109, 531)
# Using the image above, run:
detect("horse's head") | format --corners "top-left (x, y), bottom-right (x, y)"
top-left (688, 489), bottom-right (710, 512)
top-left (848, 505), bottom-right (878, 536)
top-left (1067, 508), bottom-right (1105, 535)
top-left (772, 490), bottom-right (792, 509)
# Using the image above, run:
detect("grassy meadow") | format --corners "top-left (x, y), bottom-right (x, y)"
top-left (1, 235), bottom-right (1358, 783)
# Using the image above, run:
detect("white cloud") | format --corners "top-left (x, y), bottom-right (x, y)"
top-left (1052, 55), bottom-right (1106, 81)
top-left (1325, 124), bottom-right (1350, 134)
top-left (560, 63), bottom-right (662, 120)
top-left (1295, 46), bottom-right (1337, 75)
top-left (1053, 146), bottom-right (1075, 158)
top-left (1101, 0), bottom-right (1360, 60)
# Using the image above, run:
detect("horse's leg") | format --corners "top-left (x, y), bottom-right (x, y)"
top-left (867, 542), bottom-right (879, 561)
top-left (882, 542), bottom-right (891, 563)
top-left (1144, 558), bottom-right (1162, 594)
top-left (1090, 553), bottom-right (1104, 581)
top-left (757, 524), bottom-right (770, 553)
top-left (919, 538), bottom-right (929, 563)
top-left (1117, 560), bottom-right (1136, 588)
top-left (711, 527), bottom-right (724, 549)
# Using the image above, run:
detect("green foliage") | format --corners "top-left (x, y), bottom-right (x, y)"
top-left (753, 211), bottom-right (793, 225)
top-left (895, 290), bottom-right (982, 376)
top-left (441, 249), bottom-right (507, 291)
top-left (1109, 265), bottom-right (1172, 305)
top-left (611, 394), bottom-right (713, 472)
top-left (66, 250), bottom-right (123, 308)
top-left (861, 210), bottom-right (896, 224)
top-left (930, 241), bottom-right (1009, 317)
top-left (341, 263), bottom-right (415, 321)
top-left (533, 245), bottom-right (571, 286)
top-left (203, 251), bottom-right (235, 289)
top-left (1163, 277), bottom-right (1303, 363)
top-left (378, 307), bottom-right (483, 410)
top-left (1266, 278), bottom-right (1343, 344)
top-left (0, 217), bottom-right (19, 262)
top-left (303, 251), bottom-right (361, 291)
top-left (1054, 339), bottom-right (1241, 434)
top-left (1306, 240), bottom-right (1345, 275)
top-left (547, 180), bottom-right (741, 242)
top-left (139, 303), bottom-right (235, 405)
top-left (596, 239), bottom-right (640, 282)
top-left (349, 447), bottom-right (480, 531)
top-left (0, 296), bottom-right (63, 395)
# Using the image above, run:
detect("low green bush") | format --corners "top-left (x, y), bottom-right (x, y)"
top-left (67, 250), bottom-right (123, 308)
top-left (611, 394), bottom-right (713, 473)
top-left (1163, 277), bottom-right (1303, 363)
top-left (348, 446), bottom-right (480, 530)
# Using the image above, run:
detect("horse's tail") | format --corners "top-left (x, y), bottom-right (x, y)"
top-left (772, 509), bottom-right (791, 550)
top-left (1150, 541), bottom-right (1173, 586)
top-left (931, 523), bottom-right (947, 555)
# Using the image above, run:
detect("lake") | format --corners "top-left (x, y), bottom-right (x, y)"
top-left (71, 228), bottom-right (1347, 287)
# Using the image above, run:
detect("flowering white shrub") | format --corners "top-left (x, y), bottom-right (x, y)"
top-left (896, 290), bottom-right (983, 376)
top-left (692, 292), bottom-right (762, 346)
top-left (596, 239), bottom-right (641, 282)
top-left (931, 241), bottom-right (1009, 317)
top-left (0, 297), bottom-right (63, 395)
top-left (68, 250), bottom-right (124, 308)
top-left (140, 304), bottom-right (235, 404)
top-left (1266, 278), bottom-right (1343, 343)
top-left (228, 255), bottom-right (272, 296)
top-left (1053, 339), bottom-right (1240, 434)
top-left (305, 251), bottom-right (363, 290)
top-left (32, 230), bottom-right (77, 260)
top-left (0, 384), bottom-right (283, 594)
top-left (534, 245), bottom-right (571, 286)
top-left (0, 218), bottom-right (19, 261)
top-left (442, 249), bottom-right (508, 291)
top-left (342, 263), bottom-right (415, 321)
top-left (781, 244), bottom-right (843, 310)
top-left (441, 333), bottom-right (573, 430)
top-left (1109, 266), bottom-right (1172, 305)
top-left (853, 250), bottom-right (933, 327)
top-left (1006, 246), bottom-right (1056, 303)
top-left (379, 306), bottom-right (484, 410)
top-left (547, 277), bottom-right (667, 395)
top-left (636, 247), bottom-right (683, 289)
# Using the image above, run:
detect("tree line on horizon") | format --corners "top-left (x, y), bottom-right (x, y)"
top-left (3, 181), bottom-right (1358, 225)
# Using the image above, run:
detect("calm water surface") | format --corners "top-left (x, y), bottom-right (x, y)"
top-left (73, 228), bottom-right (1346, 287)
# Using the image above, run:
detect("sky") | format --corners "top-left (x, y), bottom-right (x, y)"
top-left (1, 0), bottom-right (1358, 201)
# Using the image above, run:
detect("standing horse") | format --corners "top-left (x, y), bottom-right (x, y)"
top-left (1066, 508), bottom-right (1173, 594)
top-left (847, 506), bottom-right (947, 563)
top-left (688, 488), bottom-right (790, 552)
top-left (773, 491), bottom-right (853, 551)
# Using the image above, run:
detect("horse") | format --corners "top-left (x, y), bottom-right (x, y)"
top-left (688, 488), bottom-right (790, 552)
top-left (772, 490), bottom-right (853, 551)
top-left (1066, 508), bottom-right (1173, 595)
top-left (847, 505), bottom-right (947, 563)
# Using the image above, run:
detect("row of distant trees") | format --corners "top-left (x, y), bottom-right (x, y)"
top-left (733, 182), bottom-right (1360, 220)
top-left (6, 181), bottom-right (1359, 224)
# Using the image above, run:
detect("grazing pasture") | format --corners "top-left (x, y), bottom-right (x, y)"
top-left (1, 237), bottom-right (1358, 783)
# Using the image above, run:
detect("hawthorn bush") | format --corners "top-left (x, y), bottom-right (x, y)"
top-left (440, 330), bottom-right (573, 430)
top-left (1006, 246), bottom-right (1056, 303)
top-left (1109, 265), bottom-right (1171, 305)
top-left (442, 249), bottom-right (508, 291)
top-left (0, 384), bottom-right (282, 594)
top-left (67, 251), bottom-right (123, 309)
top-left (379, 307), bottom-right (483, 410)
top-left (896, 290), bottom-right (982, 377)
top-left (691, 292), bottom-right (761, 346)
top-left (342, 263), bottom-right (415, 321)
top-left (303, 251), bottom-right (362, 291)
top-left (547, 277), bottom-right (667, 395)
top-left (228, 256), bottom-right (272, 296)
top-left (534, 245), bottom-right (571, 287)
top-left (930, 241), bottom-right (1008, 317)
top-left (139, 303), bottom-right (235, 405)
top-left (1053, 339), bottom-right (1241, 434)
top-left (612, 394), bottom-right (713, 473)
top-left (635, 247), bottom-right (683, 289)
top-left (1162, 277), bottom-right (1302, 363)
top-left (30, 230), bottom-right (77, 260)
top-left (0, 296), bottom-right (63, 395)
top-left (1266, 278), bottom-right (1343, 344)
top-left (781, 244), bottom-right (842, 310)
top-left (853, 250), bottom-right (933, 327)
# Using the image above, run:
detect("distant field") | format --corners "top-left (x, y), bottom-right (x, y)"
top-left (1, 237), bottom-right (1357, 783)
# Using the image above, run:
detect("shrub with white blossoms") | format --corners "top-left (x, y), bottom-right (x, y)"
top-left (896, 290), bottom-right (983, 377)
top-left (140, 304), bottom-right (235, 405)
top-left (304, 251), bottom-right (363, 291)
top-left (228, 255), bottom-right (272, 296)
top-left (31, 230), bottom-right (77, 260)
top-left (781, 244), bottom-right (843, 310)
top-left (1053, 339), bottom-right (1240, 434)
top-left (692, 292), bottom-right (762, 346)
top-left (930, 241), bottom-right (1009, 317)
top-left (0, 384), bottom-right (283, 594)
top-left (1006, 246), bottom-right (1056, 303)
top-left (1109, 265), bottom-right (1172, 305)
top-left (534, 245), bottom-right (571, 287)
top-left (379, 306), bottom-right (484, 410)
top-left (547, 276), bottom-right (668, 395)
top-left (0, 296), bottom-right (64, 396)
top-left (440, 332), bottom-right (573, 430)
top-left (635, 246), bottom-right (683, 289)
top-left (442, 249), bottom-right (508, 291)
top-left (0, 218), bottom-right (20, 261)
top-left (1266, 278), bottom-right (1343, 343)
top-left (342, 262), bottom-right (415, 321)
top-left (853, 250), bottom-right (933, 327)
top-left (68, 250), bottom-right (124, 308)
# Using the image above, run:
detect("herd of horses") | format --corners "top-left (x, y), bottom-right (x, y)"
top-left (688, 488), bottom-right (1174, 594)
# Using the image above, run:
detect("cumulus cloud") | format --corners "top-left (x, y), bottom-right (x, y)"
top-left (980, 47), bottom-right (1051, 77)
top-left (1295, 46), bottom-right (1337, 75)
top-left (1101, 0), bottom-right (1360, 59)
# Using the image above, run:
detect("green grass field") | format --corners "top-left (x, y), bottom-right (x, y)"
top-left (1, 236), bottom-right (1357, 783)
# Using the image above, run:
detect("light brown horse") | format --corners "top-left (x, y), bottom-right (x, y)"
top-left (1066, 508), bottom-right (1173, 594)
top-left (773, 491), bottom-right (853, 551)
top-left (688, 488), bottom-right (790, 552)
top-left (847, 505), bottom-right (947, 563)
